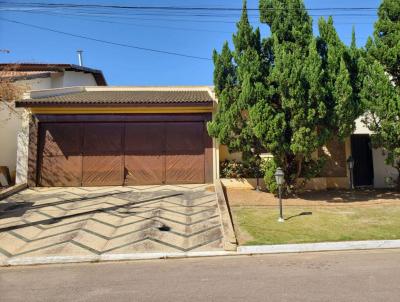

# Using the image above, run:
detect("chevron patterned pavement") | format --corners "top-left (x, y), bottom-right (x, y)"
top-left (0, 184), bottom-right (223, 262)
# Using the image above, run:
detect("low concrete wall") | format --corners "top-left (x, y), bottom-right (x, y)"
top-left (221, 177), bottom-right (348, 191)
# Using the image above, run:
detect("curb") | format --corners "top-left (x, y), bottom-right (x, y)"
top-left (237, 240), bottom-right (400, 255)
top-left (215, 181), bottom-right (238, 251)
top-left (2, 240), bottom-right (400, 267)
top-left (1, 251), bottom-right (237, 266)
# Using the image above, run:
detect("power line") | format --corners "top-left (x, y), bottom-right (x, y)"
top-left (7, 9), bottom-right (233, 33)
top-left (2, 7), bottom-right (378, 25)
top-left (0, 17), bottom-right (212, 61)
top-left (0, 1), bottom-right (379, 11)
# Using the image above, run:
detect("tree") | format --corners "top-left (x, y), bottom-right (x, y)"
top-left (0, 64), bottom-right (26, 120)
top-left (251, 0), bottom-right (359, 192)
top-left (361, 0), bottom-right (400, 189)
top-left (318, 17), bottom-right (361, 137)
top-left (209, 0), bottom-right (361, 193)
top-left (367, 0), bottom-right (400, 86)
top-left (207, 1), bottom-right (264, 158)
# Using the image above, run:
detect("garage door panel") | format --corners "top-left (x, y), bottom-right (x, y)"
top-left (166, 122), bottom-right (204, 153)
top-left (165, 122), bottom-right (205, 184)
top-left (125, 156), bottom-right (164, 185)
top-left (41, 124), bottom-right (82, 156)
top-left (166, 154), bottom-right (204, 184)
top-left (124, 123), bottom-right (165, 185)
top-left (82, 155), bottom-right (123, 186)
top-left (125, 123), bottom-right (164, 153)
top-left (83, 123), bottom-right (123, 154)
top-left (39, 155), bottom-right (82, 186)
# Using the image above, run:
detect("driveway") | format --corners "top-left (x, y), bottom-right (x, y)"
top-left (0, 184), bottom-right (223, 264)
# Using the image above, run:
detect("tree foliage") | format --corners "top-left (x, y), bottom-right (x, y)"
top-left (367, 0), bottom-right (400, 86)
top-left (209, 0), bottom-right (361, 193)
top-left (361, 0), bottom-right (400, 188)
top-left (208, 1), bottom-right (264, 158)
top-left (0, 64), bottom-right (26, 121)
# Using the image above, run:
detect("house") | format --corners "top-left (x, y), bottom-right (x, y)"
top-left (0, 63), bottom-right (107, 183)
top-left (13, 85), bottom-right (398, 189)
top-left (15, 86), bottom-right (216, 186)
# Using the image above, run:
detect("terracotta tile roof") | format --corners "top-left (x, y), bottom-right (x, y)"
top-left (0, 63), bottom-right (107, 85)
top-left (16, 90), bottom-right (214, 107)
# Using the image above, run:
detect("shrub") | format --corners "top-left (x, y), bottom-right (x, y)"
top-left (261, 158), bottom-right (278, 194)
top-left (220, 159), bottom-right (263, 178)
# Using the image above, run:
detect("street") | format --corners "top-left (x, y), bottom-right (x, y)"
top-left (1, 250), bottom-right (400, 301)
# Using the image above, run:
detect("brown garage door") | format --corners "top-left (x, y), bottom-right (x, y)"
top-left (82, 123), bottom-right (124, 186)
top-left (38, 121), bottom-right (208, 186)
top-left (38, 123), bottom-right (83, 187)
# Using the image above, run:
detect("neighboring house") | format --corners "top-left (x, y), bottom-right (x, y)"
top-left (13, 85), bottom-right (398, 189)
top-left (0, 63), bottom-right (107, 182)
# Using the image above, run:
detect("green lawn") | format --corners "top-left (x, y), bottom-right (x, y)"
top-left (232, 205), bottom-right (400, 245)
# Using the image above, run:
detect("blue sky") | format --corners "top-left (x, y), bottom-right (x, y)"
top-left (0, 0), bottom-right (381, 85)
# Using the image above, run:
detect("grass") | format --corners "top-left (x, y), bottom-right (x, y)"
top-left (232, 205), bottom-right (400, 245)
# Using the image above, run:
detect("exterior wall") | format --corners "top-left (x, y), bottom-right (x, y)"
top-left (218, 140), bottom-right (349, 190)
top-left (2, 73), bottom-right (98, 182)
top-left (0, 104), bottom-right (23, 179)
top-left (219, 145), bottom-right (242, 161)
top-left (372, 148), bottom-right (399, 188)
top-left (354, 115), bottom-right (372, 135)
top-left (0, 78), bottom-right (52, 179)
top-left (319, 137), bottom-right (347, 178)
top-left (61, 71), bottom-right (97, 87)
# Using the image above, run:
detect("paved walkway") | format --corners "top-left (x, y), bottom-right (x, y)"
top-left (0, 185), bottom-right (223, 263)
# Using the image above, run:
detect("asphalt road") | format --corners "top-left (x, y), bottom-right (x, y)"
top-left (1, 250), bottom-right (400, 302)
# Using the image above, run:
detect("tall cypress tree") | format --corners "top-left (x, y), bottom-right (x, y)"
top-left (367, 0), bottom-right (400, 86)
top-left (250, 0), bottom-right (331, 191)
top-left (318, 17), bottom-right (359, 137)
top-left (208, 1), bottom-right (264, 157)
top-left (210, 0), bottom-right (363, 192)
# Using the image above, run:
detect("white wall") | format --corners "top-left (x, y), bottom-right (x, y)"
top-left (372, 148), bottom-right (399, 188)
top-left (0, 78), bottom-right (52, 179)
top-left (62, 71), bottom-right (97, 87)
top-left (0, 104), bottom-right (23, 179)
top-left (354, 115), bottom-right (372, 135)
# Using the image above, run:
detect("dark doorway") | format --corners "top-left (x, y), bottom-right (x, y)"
top-left (351, 134), bottom-right (374, 187)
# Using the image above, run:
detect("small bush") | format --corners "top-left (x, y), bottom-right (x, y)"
top-left (261, 158), bottom-right (278, 194)
top-left (220, 159), bottom-right (263, 178)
